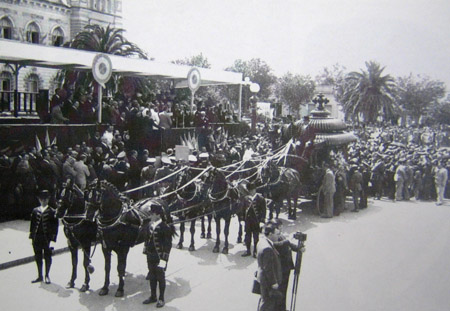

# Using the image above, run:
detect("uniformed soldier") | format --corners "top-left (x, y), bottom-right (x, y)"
top-left (153, 156), bottom-right (174, 195)
top-left (114, 151), bottom-right (130, 191)
top-left (241, 182), bottom-right (266, 258)
top-left (142, 205), bottom-right (175, 308)
top-left (29, 190), bottom-right (59, 284)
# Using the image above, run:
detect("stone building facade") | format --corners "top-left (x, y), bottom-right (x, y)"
top-left (0, 0), bottom-right (122, 114)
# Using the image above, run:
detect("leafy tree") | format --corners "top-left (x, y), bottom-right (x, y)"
top-left (274, 73), bottom-right (316, 117)
top-left (56, 24), bottom-right (149, 101)
top-left (315, 63), bottom-right (347, 103)
top-left (342, 61), bottom-right (398, 123)
top-left (171, 53), bottom-right (223, 107)
top-left (395, 74), bottom-right (446, 124)
top-left (172, 53), bottom-right (211, 69)
top-left (427, 94), bottom-right (450, 125)
top-left (225, 58), bottom-right (277, 112)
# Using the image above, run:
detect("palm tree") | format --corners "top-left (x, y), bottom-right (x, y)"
top-left (57, 24), bottom-right (150, 101)
top-left (342, 61), bottom-right (398, 124)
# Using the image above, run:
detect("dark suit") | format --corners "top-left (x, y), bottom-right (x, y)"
top-left (257, 237), bottom-right (282, 311)
top-left (29, 205), bottom-right (59, 279)
top-left (143, 221), bottom-right (173, 301)
top-left (273, 238), bottom-right (300, 311)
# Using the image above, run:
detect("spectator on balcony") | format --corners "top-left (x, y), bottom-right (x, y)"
top-left (158, 106), bottom-right (172, 130)
top-left (50, 103), bottom-right (69, 124)
top-left (66, 100), bottom-right (82, 124)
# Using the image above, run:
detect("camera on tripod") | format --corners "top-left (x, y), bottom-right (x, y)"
top-left (293, 231), bottom-right (307, 242)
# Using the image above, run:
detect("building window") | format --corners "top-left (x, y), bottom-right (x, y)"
top-left (26, 74), bottom-right (39, 93)
top-left (0, 72), bottom-right (12, 91)
top-left (52, 27), bottom-right (64, 46)
top-left (0, 17), bottom-right (13, 39)
top-left (26, 22), bottom-right (40, 44)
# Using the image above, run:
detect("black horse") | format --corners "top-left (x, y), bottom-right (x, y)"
top-left (259, 160), bottom-right (301, 219)
top-left (204, 168), bottom-right (247, 254)
top-left (167, 166), bottom-right (211, 251)
top-left (56, 180), bottom-right (97, 292)
top-left (86, 179), bottom-right (167, 297)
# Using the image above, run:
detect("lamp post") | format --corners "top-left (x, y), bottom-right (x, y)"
top-left (238, 77), bottom-right (251, 121)
top-left (249, 82), bottom-right (260, 135)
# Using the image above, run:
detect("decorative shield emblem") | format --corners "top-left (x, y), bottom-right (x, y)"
top-left (187, 68), bottom-right (201, 92)
top-left (92, 54), bottom-right (112, 87)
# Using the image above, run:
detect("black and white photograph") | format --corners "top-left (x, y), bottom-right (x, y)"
top-left (0, 1), bottom-right (450, 310)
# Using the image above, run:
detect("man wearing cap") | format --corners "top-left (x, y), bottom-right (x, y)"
top-left (114, 151), bottom-right (130, 191)
top-left (154, 156), bottom-right (174, 195)
top-left (256, 222), bottom-right (283, 311)
top-left (141, 157), bottom-right (157, 197)
top-left (142, 205), bottom-right (175, 308)
top-left (29, 190), bottom-right (59, 284)
top-left (270, 219), bottom-right (304, 311)
top-left (241, 182), bottom-right (266, 258)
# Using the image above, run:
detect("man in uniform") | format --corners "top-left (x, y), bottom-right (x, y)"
top-left (29, 190), bottom-right (59, 284)
top-left (241, 182), bottom-right (266, 258)
top-left (142, 205), bottom-right (175, 308)
top-left (154, 156), bottom-right (174, 195)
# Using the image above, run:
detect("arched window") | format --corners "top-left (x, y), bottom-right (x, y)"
top-left (0, 16), bottom-right (13, 39)
top-left (26, 22), bottom-right (40, 44)
top-left (1, 71), bottom-right (13, 112)
top-left (52, 27), bottom-right (64, 46)
top-left (0, 71), bottom-right (12, 92)
top-left (25, 73), bottom-right (39, 93)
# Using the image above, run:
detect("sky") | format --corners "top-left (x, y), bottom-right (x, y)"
top-left (122, 0), bottom-right (450, 90)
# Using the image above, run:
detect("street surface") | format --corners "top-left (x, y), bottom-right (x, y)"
top-left (1, 198), bottom-right (450, 311)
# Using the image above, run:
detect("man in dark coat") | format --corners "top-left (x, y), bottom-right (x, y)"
top-left (241, 182), bottom-right (266, 258)
top-left (271, 219), bottom-right (304, 311)
top-left (349, 164), bottom-right (364, 212)
top-left (142, 205), bottom-right (174, 308)
top-left (29, 190), bottom-right (59, 284)
top-left (256, 223), bottom-right (283, 311)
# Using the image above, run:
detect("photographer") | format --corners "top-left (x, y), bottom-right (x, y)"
top-left (256, 222), bottom-right (283, 311)
top-left (270, 219), bottom-right (305, 311)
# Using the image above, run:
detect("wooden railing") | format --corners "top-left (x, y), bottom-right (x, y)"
top-left (0, 91), bottom-right (38, 116)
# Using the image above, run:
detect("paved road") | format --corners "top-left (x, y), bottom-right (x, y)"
top-left (1, 198), bottom-right (450, 311)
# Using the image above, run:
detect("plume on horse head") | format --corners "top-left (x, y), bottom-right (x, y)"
top-left (56, 179), bottom-right (86, 219)
top-left (85, 179), bottom-right (129, 222)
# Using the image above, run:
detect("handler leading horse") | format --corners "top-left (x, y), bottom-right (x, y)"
top-left (56, 180), bottom-right (97, 292)
top-left (86, 179), bottom-right (167, 297)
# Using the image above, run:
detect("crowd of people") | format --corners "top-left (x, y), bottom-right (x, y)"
top-left (317, 124), bottom-right (450, 218)
top-left (1, 106), bottom-right (449, 309)
top-left (44, 88), bottom-right (237, 129)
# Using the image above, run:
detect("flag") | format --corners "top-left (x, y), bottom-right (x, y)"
top-left (45, 129), bottom-right (50, 147)
top-left (35, 134), bottom-right (42, 152)
top-left (51, 135), bottom-right (57, 146)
